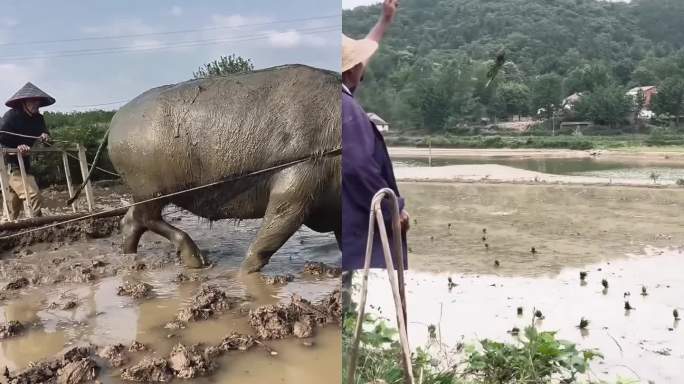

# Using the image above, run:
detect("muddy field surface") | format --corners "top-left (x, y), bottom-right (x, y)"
top-left (401, 182), bottom-right (684, 276)
top-left (352, 182), bottom-right (682, 383)
top-left (0, 184), bottom-right (341, 383)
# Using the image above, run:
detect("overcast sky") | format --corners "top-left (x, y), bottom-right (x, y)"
top-left (0, 0), bottom-right (340, 113)
top-left (342, 0), bottom-right (379, 9)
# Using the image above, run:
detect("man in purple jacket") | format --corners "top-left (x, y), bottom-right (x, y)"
top-left (341, 0), bottom-right (409, 272)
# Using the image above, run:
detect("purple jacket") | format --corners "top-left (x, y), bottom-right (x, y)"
top-left (341, 86), bottom-right (407, 271)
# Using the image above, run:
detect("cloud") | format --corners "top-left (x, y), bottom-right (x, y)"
top-left (342, 0), bottom-right (380, 9)
top-left (0, 17), bottom-right (19, 44)
top-left (170, 5), bottom-right (183, 16)
top-left (210, 14), bottom-right (272, 28)
top-left (0, 61), bottom-right (49, 105)
top-left (80, 18), bottom-right (157, 36)
top-left (0, 17), bottom-right (19, 28)
top-left (267, 29), bottom-right (327, 48)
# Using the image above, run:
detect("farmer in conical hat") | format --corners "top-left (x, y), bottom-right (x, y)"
top-left (341, 0), bottom-right (410, 273)
top-left (0, 82), bottom-right (54, 220)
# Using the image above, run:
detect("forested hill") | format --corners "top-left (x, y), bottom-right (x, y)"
top-left (342, 0), bottom-right (684, 132)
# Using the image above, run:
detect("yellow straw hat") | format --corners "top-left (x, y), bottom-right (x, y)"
top-left (342, 34), bottom-right (379, 73)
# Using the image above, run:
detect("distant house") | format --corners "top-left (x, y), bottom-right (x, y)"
top-left (627, 86), bottom-right (657, 121)
top-left (627, 86), bottom-right (657, 108)
top-left (367, 113), bottom-right (389, 132)
top-left (562, 92), bottom-right (584, 111)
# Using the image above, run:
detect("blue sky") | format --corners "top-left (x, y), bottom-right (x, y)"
top-left (0, 0), bottom-right (340, 112)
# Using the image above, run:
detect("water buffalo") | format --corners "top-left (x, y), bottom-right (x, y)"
top-left (108, 65), bottom-right (340, 272)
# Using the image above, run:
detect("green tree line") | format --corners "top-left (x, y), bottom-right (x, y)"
top-left (343, 0), bottom-right (684, 132)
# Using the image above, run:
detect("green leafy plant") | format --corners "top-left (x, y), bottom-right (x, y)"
top-left (343, 309), bottom-right (613, 384)
top-left (464, 326), bottom-right (602, 383)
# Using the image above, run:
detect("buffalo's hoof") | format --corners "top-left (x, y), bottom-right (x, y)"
top-left (179, 247), bottom-right (208, 269)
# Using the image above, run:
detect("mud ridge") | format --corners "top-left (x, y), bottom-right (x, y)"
top-left (248, 289), bottom-right (341, 339)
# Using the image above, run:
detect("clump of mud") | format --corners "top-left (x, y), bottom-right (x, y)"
top-left (48, 300), bottom-right (78, 311)
top-left (175, 285), bottom-right (243, 323)
top-left (48, 294), bottom-right (79, 311)
top-left (261, 274), bottom-right (295, 285)
top-left (217, 332), bottom-right (256, 351)
top-left (129, 341), bottom-right (147, 352)
top-left (168, 343), bottom-right (216, 379)
top-left (97, 344), bottom-right (128, 368)
top-left (6, 345), bottom-right (97, 384)
top-left (0, 320), bottom-right (24, 339)
top-left (248, 289), bottom-right (341, 339)
top-left (172, 273), bottom-right (208, 283)
top-left (117, 281), bottom-right (153, 299)
top-left (4, 277), bottom-right (29, 290)
top-left (120, 357), bottom-right (173, 382)
top-left (303, 261), bottom-right (341, 277)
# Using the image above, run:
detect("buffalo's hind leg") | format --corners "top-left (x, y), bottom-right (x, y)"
top-left (121, 206), bottom-right (147, 254)
top-left (120, 202), bottom-right (207, 268)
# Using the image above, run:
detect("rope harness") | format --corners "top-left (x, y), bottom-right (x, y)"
top-left (0, 146), bottom-right (341, 240)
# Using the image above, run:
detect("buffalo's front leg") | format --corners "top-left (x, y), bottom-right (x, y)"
top-left (241, 171), bottom-right (310, 273)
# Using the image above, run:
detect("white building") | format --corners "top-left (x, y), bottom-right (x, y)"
top-left (367, 113), bottom-right (389, 132)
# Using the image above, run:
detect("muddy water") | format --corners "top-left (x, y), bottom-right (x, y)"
top-left (351, 182), bottom-right (683, 383)
top-left (0, 207), bottom-right (341, 382)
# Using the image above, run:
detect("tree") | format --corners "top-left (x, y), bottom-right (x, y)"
top-left (193, 54), bottom-right (254, 79)
top-left (564, 63), bottom-right (614, 94)
top-left (631, 66), bottom-right (658, 86)
top-left (652, 77), bottom-right (684, 127)
top-left (531, 73), bottom-right (563, 120)
top-left (575, 85), bottom-right (632, 128)
top-left (493, 82), bottom-right (531, 120)
top-left (633, 89), bottom-right (646, 124)
top-left (342, 0), bottom-right (684, 133)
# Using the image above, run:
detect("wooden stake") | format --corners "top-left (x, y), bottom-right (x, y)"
top-left (16, 154), bottom-right (33, 218)
top-left (62, 152), bottom-right (77, 213)
top-left (0, 156), bottom-right (11, 220)
top-left (76, 145), bottom-right (94, 212)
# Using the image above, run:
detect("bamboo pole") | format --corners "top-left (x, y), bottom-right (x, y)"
top-left (62, 152), bottom-right (77, 213)
top-left (76, 144), bottom-right (94, 212)
top-left (0, 156), bottom-right (11, 220)
top-left (16, 154), bottom-right (33, 218)
top-left (0, 207), bottom-right (127, 232)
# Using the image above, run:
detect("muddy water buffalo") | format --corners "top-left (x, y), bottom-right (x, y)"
top-left (108, 65), bottom-right (340, 272)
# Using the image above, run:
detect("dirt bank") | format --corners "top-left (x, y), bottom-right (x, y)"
top-left (394, 164), bottom-right (679, 187)
top-left (389, 146), bottom-right (684, 163)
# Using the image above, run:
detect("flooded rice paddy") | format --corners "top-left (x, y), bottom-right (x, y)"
top-left (353, 182), bottom-right (683, 383)
top-left (0, 204), bottom-right (341, 383)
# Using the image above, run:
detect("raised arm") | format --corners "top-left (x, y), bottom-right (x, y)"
top-left (365, 0), bottom-right (399, 45)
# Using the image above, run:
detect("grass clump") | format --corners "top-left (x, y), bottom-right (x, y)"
top-left (342, 308), bottom-right (634, 384)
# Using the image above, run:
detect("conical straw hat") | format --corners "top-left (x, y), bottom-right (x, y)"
top-left (342, 34), bottom-right (378, 73)
top-left (5, 82), bottom-right (56, 108)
